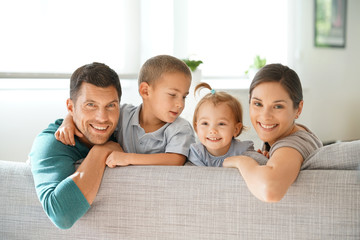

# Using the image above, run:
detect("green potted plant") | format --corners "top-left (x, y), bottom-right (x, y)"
top-left (182, 58), bottom-right (203, 72)
top-left (245, 55), bottom-right (266, 77)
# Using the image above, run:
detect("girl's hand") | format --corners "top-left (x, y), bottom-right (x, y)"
top-left (257, 149), bottom-right (269, 158)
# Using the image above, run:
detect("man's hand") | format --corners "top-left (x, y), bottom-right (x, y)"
top-left (102, 141), bottom-right (124, 157)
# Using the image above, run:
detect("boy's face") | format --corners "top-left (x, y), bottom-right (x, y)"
top-left (67, 82), bottom-right (120, 146)
top-left (146, 72), bottom-right (191, 124)
top-left (195, 101), bottom-right (242, 156)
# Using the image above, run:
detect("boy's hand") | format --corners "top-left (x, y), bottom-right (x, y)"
top-left (106, 151), bottom-right (130, 168)
top-left (55, 114), bottom-right (83, 146)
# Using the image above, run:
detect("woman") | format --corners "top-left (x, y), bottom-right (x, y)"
top-left (223, 63), bottom-right (323, 202)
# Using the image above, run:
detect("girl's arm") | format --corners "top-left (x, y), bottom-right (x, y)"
top-left (55, 113), bottom-right (83, 146)
top-left (223, 147), bottom-right (303, 202)
top-left (106, 152), bottom-right (186, 167)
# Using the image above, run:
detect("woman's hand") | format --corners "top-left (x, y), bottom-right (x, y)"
top-left (223, 156), bottom-right (241, 168)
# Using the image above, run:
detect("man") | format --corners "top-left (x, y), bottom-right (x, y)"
top-left (29, 62), bottom-right (123, 229)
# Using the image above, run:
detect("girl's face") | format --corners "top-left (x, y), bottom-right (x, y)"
top-left (195, 101), bottom-right (242, 156)
top-left (249, 82), bottom-right (303, 146)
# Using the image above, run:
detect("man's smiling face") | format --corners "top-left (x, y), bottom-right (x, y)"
top-left (68, 82), bottom-right (120, 146)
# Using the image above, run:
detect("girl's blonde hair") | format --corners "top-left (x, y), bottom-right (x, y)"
top-left (193, 82), bottom-right (244, 137)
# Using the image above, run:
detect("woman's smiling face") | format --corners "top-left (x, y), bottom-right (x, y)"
top-left (249, 81), bottom-right (303, 146)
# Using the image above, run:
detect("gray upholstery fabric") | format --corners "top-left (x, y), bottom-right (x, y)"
top-left (1, 141), bottom-right (359, 239)
top-left (302, 140), bottom-right (360, 170)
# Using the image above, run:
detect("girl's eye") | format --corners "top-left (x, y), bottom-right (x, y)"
top-left (219, 122), bottom-right (226, 126)
top-left (200, 122), bottom-right (208, 126)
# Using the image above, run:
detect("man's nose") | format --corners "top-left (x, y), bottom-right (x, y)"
top-left (95, 108), bottom-right (108, 121)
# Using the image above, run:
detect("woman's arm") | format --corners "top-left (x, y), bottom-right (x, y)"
top-left (223, 147), bottom-right (303, 202)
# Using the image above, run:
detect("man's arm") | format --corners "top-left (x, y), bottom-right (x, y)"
top-left (71, 141), bottom-right (122, 204)
top-left (30, 121), bottom-right (122, 229)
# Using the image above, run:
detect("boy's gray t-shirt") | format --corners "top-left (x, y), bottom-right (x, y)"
top-left (115, 104), bottom-right (195, 156)
top-left (266, 124), bottom-right (323, 160)
top-left (188, 139), bottom-right (255, 167)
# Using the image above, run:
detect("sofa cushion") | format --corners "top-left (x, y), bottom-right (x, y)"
top-left (301, 140), bottom-right (360, 170)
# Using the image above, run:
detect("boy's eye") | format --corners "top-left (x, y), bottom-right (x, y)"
top-left (219, 122), bottom-right (226, 126)
top-left (274, 105), bottom-right (284, 109)
top-left (200, 122), bottom-right (208, 126)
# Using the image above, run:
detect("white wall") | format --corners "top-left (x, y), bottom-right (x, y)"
top-left (290, 0), bottom-right (360, 143)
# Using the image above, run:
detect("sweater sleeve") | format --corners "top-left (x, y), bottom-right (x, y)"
top-left (29, 120), bottom-right (90, 229)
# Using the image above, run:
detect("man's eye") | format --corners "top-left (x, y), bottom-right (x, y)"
top-left (274, 105), bottom-right (284, 109)
top-left (87, 103), bottom-right (95, 107)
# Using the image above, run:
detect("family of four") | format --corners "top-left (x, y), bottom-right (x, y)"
top-left (30, 55), bottom-right (322, 229)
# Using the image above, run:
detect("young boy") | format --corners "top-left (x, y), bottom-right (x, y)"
top-left (56, 55), bottom-right (195, 167)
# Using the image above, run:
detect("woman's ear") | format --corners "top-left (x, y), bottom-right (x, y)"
top-left (66, 98), bottom-right (74, 116)
top-left (295, 100), bottom-right (304, 119)
top-left (139, 82), bottom-right (150, 98)
top-left (234, 122), bottom-right (243, 137)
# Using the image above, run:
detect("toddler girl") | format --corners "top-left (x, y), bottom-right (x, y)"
top-left (188, 82), bottom-right (254, 167)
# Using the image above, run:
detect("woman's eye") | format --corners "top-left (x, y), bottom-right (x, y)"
top-left (253, 102), bottom-right (262, 107)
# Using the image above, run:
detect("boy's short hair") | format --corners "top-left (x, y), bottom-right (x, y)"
top-left (138, 55), bottom-right (192, 86)
top-left (70, 62), bottom-right (122, 102)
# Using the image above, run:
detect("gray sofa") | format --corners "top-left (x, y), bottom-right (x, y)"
top-left (1, 141), bottom-right (359, 239)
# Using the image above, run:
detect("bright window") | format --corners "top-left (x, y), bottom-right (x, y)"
top-left (0, 0), bottom-right (140, 74)
top-left (0, 0), bottom-right (288, 80)
top-left (184, 0), bottom-right (288, 77)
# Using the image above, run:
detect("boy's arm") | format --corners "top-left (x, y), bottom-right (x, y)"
top-left (106, 152), bottom-right (186, 167)
top-left (55, 113), bottom-right (82, 146)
